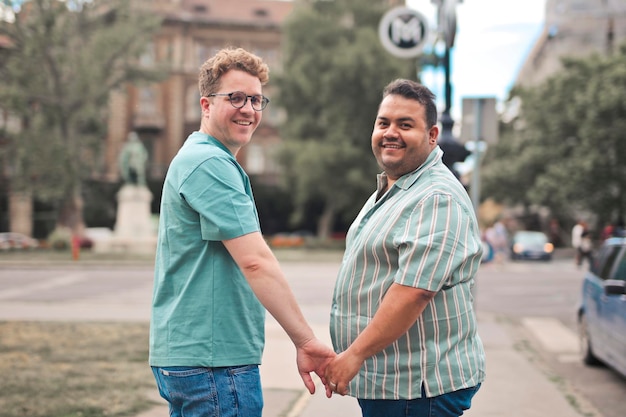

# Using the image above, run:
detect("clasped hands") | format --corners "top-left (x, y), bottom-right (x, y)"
top-left (296, 340), bottom-right (361, 398)
top-left (322, 350), bottom-right (362, 398)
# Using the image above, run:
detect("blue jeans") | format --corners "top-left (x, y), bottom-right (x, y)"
top-left (151, 365), bottom-right (263, 417)
top-left (358, 384), bottom-right (481, 417)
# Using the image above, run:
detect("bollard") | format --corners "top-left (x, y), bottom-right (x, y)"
top-left (71, 235), bottom-right (80, 261)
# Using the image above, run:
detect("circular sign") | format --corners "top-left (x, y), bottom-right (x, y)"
top-left (378, 7), bottom-right (429, 59)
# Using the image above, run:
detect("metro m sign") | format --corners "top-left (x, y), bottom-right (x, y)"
top-left (379, 7), bottom-right (430, 59)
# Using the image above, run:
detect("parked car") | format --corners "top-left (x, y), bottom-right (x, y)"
top-left (577, 237), bottom-right (626, 378)
top-left (0, 232), bottom-right (39, 251)
top-left (510, 230), bottom-right (554, 261)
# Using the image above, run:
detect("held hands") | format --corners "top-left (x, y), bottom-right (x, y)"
top-left (323, 350), bottom-right (363, 398)
top-left (295, 338), bottom-right (337, 394)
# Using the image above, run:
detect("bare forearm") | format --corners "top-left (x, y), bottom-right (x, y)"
top-left (245, 260), bottom-right (315, 347)
top-left (224, 232), bottom-right (336, 394)
top-left (223, 232), bottom-right (314, 347)
top-left (323, 283), bottom-right (435, 395)
top-left (345, 284), bottom-right (434, 361)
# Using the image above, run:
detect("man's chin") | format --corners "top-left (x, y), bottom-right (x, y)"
top-left (379, 156), bottom-right (401, 169)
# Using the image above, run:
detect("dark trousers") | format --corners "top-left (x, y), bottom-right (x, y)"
top-left (357, 384), bottom-right (481, 417)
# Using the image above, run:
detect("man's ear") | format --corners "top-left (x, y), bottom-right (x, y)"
top-left (200, 96), bottom-right (211, 116)
top-left (429, 126), bottom-right (439, 144)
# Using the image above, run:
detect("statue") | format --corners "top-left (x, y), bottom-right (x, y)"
top-left (108, 131), bottom-right (155, 254)
top-left (118, 131), bottom-right (148, 186)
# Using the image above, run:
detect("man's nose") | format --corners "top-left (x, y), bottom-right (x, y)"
top-left (240, 98), bottom-right (255, 112)
top-left (383, 125), bottom-right (400, 139)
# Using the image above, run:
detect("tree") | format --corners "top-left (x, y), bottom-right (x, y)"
top-left (0, 0), bottom-right (164, 236)
top-left (482, 44), bottom-right (626, 228)
top-left (276, 0), bottom-right (416, 239)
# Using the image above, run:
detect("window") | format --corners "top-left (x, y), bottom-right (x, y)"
top-left (196, 43), bottom-right (224, 67)
top-left (137, 87), bottom-right (159, 118)
top-left (599, 246), bottom-right (622, 280)
top-left (185, 86), bottom-right (201, 123)
top-left (140, 42), bottom-right (156, 67)
top-left (611, 249), bottom-right (626, 281)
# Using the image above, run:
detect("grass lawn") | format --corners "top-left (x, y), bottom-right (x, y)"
top-left (0, 321), bottom-right (156, 417)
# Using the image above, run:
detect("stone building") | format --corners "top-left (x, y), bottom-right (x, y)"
top-left (516, 0), bottom-right (626, 88)
top-left (0, 0), bottom-right (293, 237)
top-left (105, 0), bottom-right (294, 187)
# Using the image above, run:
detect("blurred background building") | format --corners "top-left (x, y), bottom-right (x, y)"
top-left (2, 0), bottom-right (626, 238)
top-left (105, 0), bottom-right (626, 195)
top-left (104, 0), bottom-right (293, 188)
top-left (516, 0), bottom-right (626, 87)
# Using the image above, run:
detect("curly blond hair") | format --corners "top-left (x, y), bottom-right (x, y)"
top-left (198, 47), bottom-right (269, 97)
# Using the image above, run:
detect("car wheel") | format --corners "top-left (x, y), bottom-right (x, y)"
top-left (579, 313), bottom-right (602, 366)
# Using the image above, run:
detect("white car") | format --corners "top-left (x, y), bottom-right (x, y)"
top-left (0, 232), bottom-right (39, 250)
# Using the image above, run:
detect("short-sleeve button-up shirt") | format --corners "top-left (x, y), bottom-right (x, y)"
top-left (330, 147), bottom-right (486, 399)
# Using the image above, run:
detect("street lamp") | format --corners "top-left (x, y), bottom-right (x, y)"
top-left (430, 0), bottom-right (468, 177)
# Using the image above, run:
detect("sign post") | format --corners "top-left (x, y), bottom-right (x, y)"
top-left (461, 97), bottom-right (497, 213)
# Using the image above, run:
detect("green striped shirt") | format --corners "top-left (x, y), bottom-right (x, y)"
top-left (330, 147), bottom-right (486, 399)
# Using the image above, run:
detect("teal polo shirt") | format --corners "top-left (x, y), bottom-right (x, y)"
top-left (150, 131), bottom-right (264, 367)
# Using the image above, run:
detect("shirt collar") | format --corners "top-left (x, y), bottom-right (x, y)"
top-left (377, 146), bottom-right (443, 192)
top-left (187, 131), bottom-right (233, 156)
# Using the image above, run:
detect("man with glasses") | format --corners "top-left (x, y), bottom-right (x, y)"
top-left (149, 47), bottom-right (335, 417)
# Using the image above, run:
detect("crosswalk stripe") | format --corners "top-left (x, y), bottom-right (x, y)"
top-left (521, 317), bottom-right (579, 354)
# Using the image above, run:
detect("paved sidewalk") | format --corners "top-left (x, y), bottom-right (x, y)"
top-left (1, 251), bottom-right (599, 417)
top-left (137, 312), bottom-right (597, 417)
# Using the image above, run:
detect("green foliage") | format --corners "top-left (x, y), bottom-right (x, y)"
top-left (0, 0), bottom-right (164, 226)
top-left (276, 0), bottom-right (417, 237)
top-left (482, 44), bottom-right (626, 227)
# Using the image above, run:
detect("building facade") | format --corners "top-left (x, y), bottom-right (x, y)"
top-left (516, 0), bottom-right (626, 88)
top-left (0, 0), bottom-right (294, 237)
top-left (104, 0), bottom-right (294, 186)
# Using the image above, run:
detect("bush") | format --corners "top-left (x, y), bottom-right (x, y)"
top-left (47, 227), bottom-right (72, 250)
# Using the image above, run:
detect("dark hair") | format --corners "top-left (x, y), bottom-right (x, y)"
top-left (382, 79), bottom-right (438, 128)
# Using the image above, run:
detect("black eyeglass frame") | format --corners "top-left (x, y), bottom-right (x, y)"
top-left (207, 91), bottom-right (270, 111)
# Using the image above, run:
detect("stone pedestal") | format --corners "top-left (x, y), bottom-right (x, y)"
top-left (97, 185), bottom-right (156, 254)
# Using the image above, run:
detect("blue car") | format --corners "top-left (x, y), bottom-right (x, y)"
top-left (577, 237), bottom-right (626, 377)
top-left (510, 230), bottom-right (554, 261)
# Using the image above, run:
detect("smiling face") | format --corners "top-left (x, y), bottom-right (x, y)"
top-left (371, 94), bottom-right (439, 181)
top-left (200, 69), bottom-right (263, 155)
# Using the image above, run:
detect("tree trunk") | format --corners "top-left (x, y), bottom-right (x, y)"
top-left (9, 190), bottom-right (33, 236)
top-left (56, 191), bottom-right (86, 237)
top-left (317, 200), bottom-right (336, 241)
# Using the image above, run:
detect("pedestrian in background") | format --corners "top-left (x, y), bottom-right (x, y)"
top-left (578, 227), bottom-right (594, 268)
top-left (572, 220), bottom-right (586, 266)
top-left (548, 218), bottom-right (563, 247)
top-left (600, 223), bottom-right (614, 241)
top-left (324, 79), bottom-right (485, 417)
top-left (149, 47), bottom-right (335, 417)
top-left (485, 218), bottom-right (509, 264)
top-left (613, 218), bottom-right (625, 237)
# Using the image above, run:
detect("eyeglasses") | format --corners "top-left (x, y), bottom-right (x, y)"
top-left (207, 91), bottom-right (269, 111)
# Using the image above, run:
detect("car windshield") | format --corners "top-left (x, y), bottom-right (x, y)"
top-left (517, 232), bottom-right (546, 244)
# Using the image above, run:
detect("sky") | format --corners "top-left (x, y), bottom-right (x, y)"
top-left (405, 0), bottom-right (547, 120)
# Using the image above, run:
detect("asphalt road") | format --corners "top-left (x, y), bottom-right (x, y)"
top-left (0, 251), bottom-right (625, 417)
top-left (475, 257), bottom-right (626, 417)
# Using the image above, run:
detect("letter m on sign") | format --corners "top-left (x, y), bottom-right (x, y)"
top-left (390, 16), bottom-right (423, 47)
